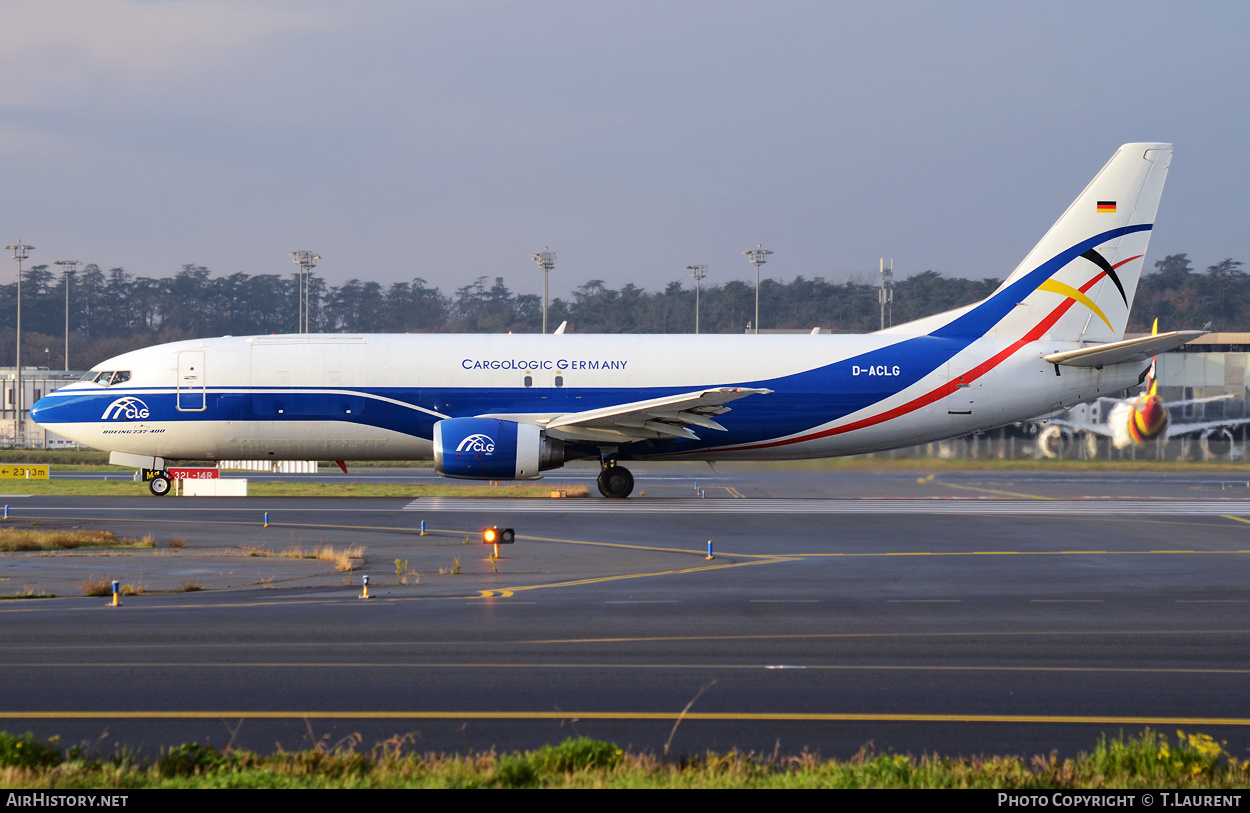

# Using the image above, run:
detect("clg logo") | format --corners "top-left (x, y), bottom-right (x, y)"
top-left (101, 397), bottom-right (150, 421)
top-left (455, 433), bottom-right (495, 454)
top-left (1035, 248), bottom-right (1139, 332)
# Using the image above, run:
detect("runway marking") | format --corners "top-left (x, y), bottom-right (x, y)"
top-left (1031, 599), bottom-right (1104, 603)
top-left (6, 506), bottom-right (419, 515)
top-left (799, 549), bottom-right (1250, 558)
top-left (0, 512), bottom-right (442, 536)
top-left (724, 486), bottom-right (746, 499)
top-left (7, 662), bottom-right (1250, 676)
top-left (3, 710), bottom-right (1250, 727)
top-left (7, 628), bottom-right (1249, 650)
top-left (474, 557), bottom-right (792, 597)
top-left (0, 517), bottom-right (1242, 564)
top-left (511, 532), bottom-right (784, 558)
top-left (403, 498), bottom-right (1250, 515)
top-left (935, 482), bottom-right (1055, 500)
top-left (12, 499), bottom-right (1250, 521)
top-left (0, 545), bottom-right (1243, 616)
top-left (513, 628), bottom-right (1250, 645)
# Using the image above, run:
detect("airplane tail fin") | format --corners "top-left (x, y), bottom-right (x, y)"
top-left (934, 143), bottom-right (1172, 343)
top-left (1144, 317), bottom-right (1162, 398)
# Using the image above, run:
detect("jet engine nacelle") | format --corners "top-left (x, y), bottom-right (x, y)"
top-left (1108, 395), bottom-right (1169, 449)
top-left (1037, 424), bottom-right (1072, 459)
top-left (433, 417), bottom-right (564, 480)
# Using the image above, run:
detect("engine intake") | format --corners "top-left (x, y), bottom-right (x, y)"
top-left (433, 418), bottom-right (564, 480)
top-left (1109, 395), bottom-right (1169, 449)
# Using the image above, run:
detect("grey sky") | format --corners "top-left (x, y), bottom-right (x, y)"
top-left (1, 0), bottom-right (1245, 301)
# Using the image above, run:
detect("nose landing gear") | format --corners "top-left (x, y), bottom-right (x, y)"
top-left (148, 473), bottom-right (171, 496)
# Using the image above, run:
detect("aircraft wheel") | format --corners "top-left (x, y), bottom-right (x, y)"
top-left (149, 474), bottom-right (171, 497)
top-left (597, 465), bottom-right (634, 499)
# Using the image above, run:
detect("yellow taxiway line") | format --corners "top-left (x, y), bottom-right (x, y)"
top-left (7, 662), bottom-right (1250, 676)
top-left (932, 481), bottom-right (1056, 500)
top-left (2, 710), bottom-right (1249, 727)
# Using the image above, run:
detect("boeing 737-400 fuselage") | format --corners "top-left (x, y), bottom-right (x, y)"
top-left (32, 143), bottom-right (1194, 497)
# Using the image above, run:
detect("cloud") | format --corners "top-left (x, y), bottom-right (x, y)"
top-left (0, 0), bottom-right (333, 107)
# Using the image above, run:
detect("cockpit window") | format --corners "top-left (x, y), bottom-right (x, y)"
top-left (87, 371), bottom-right (131, 386)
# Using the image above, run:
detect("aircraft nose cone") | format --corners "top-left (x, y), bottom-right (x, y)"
top-left (30, 395), bottom-right (50, 424)
top-left (30, 392), bottom-right (79, 426)
top-left (1129, 395), bottom-right (1169, 442)
top-left (1138, 396), bottom-right (1165, 427)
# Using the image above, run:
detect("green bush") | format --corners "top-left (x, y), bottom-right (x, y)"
top-left (533, 738), bottom-right (623, 773)
top-left (493, 753), bottom-right (540, 788)
top-left (157, 742), bottom-right (226, 777)
top-left (0, 731), bottom-right (62, 769)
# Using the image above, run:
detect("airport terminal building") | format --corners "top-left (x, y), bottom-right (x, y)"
top-left (0, 368), bottom-right (84, 448)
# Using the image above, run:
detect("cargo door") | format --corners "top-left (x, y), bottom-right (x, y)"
top-left (944, 351), bottom-right (980, 415)
top-left (177, 350), bottom-right (206, 411)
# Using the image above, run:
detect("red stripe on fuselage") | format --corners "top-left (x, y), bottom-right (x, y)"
top-left (712, 256), bottom-right (1143, 454)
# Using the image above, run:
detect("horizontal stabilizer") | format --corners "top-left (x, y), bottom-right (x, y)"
top-left (1042, 330), bottom-right (1205, 368)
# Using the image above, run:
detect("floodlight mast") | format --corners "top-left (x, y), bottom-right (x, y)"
top-left (686, 264), bottom-right (708, 334)
top-left (290, 251), bottom-right (320, 333)
top-left (879, 258), bottom-right (894, 330)
top-left (6, 241), bottom-right (32, 443)
top-left (55, 260), bottom-right (79, 370)
top-left (742, 245), bottom-right (772, 335)
top-left (532, 249), bottom-right (556, 334)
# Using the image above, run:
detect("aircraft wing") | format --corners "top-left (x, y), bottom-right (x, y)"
top-left (1165, 416), bottom-right (1250, 439)
top-left (1042, 330), bottom-right (1206, 368)
top-left (540, 387), bottom-right (772, 444)
top-left (1162, 393), bottom-right (1235, 409)
top-left (1042, 414), bottom-right (1250, 440)
top-left (1042, 419), bottom-right (1114, 438)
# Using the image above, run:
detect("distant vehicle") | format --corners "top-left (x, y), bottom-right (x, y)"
top-left (32, 143), bottom-right (1200, 496)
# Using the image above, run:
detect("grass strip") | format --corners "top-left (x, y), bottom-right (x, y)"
top-left (239, 543), bottom-right (365, 572)
top-left (0, 729), bottom-right (1247, 788)
top-left (0, 528), bottom-right (155, 551)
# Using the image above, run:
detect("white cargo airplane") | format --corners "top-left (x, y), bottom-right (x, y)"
top-left (32, 143), bottom-right (1201, 497)
top-left (1036, 392), bottom-right (1249, 459)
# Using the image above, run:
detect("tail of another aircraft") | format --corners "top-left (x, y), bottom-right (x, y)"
top-left (926, 143), bottom-right (1172, 343)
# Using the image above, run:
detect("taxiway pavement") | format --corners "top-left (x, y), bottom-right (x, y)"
top-left (2, 464), bottom-right (1248, 761)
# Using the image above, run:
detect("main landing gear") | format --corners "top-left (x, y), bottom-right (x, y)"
top-left (596, 461), bottom-right (634, 499)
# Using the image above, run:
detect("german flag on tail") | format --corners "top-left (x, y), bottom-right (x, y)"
top-left (1097, 200), bottom-right (1117, 213)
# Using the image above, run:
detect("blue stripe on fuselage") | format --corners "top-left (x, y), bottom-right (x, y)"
top-left (31, 333), bottom-right (962, 455)
top-left (32, 226), bottom-right (1150, 456)
top-left (930, 224), bottom-right (1152, 339)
